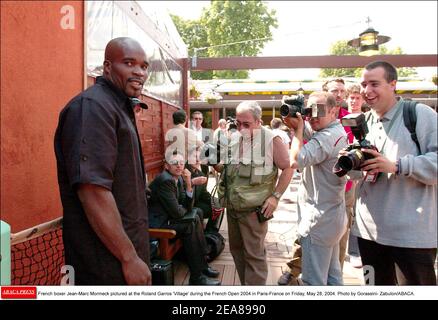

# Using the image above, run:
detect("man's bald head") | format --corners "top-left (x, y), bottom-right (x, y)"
top-left (103, 37), bottom-right (149, 98)
top-left (104, 37), bottom-right (144, 61)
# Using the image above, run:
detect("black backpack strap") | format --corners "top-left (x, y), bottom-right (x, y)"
top-left (402, 100), bottom-right (421, 154)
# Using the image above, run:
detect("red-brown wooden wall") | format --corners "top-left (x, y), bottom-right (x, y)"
top-left (1, 1), bottom-right (84, 232)
top-left (1, 2), bottom-right (180, 232)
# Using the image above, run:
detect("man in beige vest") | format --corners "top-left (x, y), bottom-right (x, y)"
top-left (214, 101), bottom-right (293, 285)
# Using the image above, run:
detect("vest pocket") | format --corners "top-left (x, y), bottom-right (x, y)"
top-left (232, 183), bottom-right (274, 211)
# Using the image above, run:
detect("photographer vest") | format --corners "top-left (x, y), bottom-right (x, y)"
top-left (218, 126), bottom-right (278, 212)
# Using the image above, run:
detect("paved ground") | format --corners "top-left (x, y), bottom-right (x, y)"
top-left (173, 172), bottom-right (365, 285)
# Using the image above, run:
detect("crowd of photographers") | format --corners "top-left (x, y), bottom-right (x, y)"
top-left (56, 36), bottom-right (436, 286)
top-left (162, 60), bottom-right (436, 286)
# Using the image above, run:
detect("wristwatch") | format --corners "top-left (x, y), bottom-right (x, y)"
top-left (272, 191), bottom-right (282, 200)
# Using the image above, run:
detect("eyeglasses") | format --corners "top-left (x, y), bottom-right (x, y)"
top-left (168, 160), bottom-right (185, 166)
top-left (236, 120), bottom-right (256, 129)
top-left (193, 118), bottom-right (203, 120)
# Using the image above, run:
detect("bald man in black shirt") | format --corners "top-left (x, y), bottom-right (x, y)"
top-left (55, 37), bottom-right (151, 285)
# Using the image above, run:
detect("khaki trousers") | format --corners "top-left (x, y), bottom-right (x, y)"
top-left (227, 209), bottom-right (268, 285)
top-left (339, 183), bottom-right (356, 269)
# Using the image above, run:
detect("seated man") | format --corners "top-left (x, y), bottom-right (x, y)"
top-left (186, 146), bottom-right (224, 232)
top-left (148, 153), bottom-right (221, 285)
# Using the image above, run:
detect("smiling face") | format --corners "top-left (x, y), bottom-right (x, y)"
top-left (103, 38), bottom-right (149, 98)
top-left (360, 66), bottom-right (397, 115)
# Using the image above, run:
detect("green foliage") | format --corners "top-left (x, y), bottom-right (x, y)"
top-left (319, 41), bottom-right (358, 78)
top-left (319, 41), bottom-right (418, 79)
top-left (171, 14), bottom-right (213, 79)
top-left (171, 1), bottom-right (277, 79)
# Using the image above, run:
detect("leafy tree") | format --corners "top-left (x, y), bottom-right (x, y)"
top-left (319, 41), bottom-right (417, 79)
top-left (172, 1), bottom-right (278, 79)
top-left (387, 47), bottom-right (417, 78)
top-left (319, 41), bottom-right (358, 78)
top-left (171, 14), bottom-right (213, 79)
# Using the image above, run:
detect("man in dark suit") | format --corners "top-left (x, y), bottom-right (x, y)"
top-left (186, 146), bottom-right (225, 232)
top-left (148, 153), bottom-right (221, 285)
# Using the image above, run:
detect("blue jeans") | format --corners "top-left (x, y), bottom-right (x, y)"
top-left (301, 236), bottom-right (343, 285)
top-left (348, 232), bottom-right (360, 257)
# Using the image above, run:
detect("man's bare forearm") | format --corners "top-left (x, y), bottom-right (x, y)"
top-left (275, 167), bottom-right (294, 194)
top-left (290, 127), bottom-right (304, 168)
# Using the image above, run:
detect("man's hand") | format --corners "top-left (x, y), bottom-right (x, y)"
top-left (77, 184), bottom-right (150, 285)
top-left (260, 196), bottom-right (279, 219)
top-left (122, 255), bottom-right (152, 285)
top-left (181, 168), bottom-right (192, 183)
top-left (192, 176), bottom-right (207, 186)
top-left (282, 113), bottom-right (304, 131)
top-left (360, 148), bottom-right (397, 174)
top-left (182, 168), bottom-right (193, 192)
top-left (338, 146), bottom-right (351, 158)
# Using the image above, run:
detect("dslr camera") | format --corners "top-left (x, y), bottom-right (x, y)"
top-left (333, 113), bottom-right (379, 182)
top-left (280, 94), bottom-right (326, 118)
top-left (280, 94), bottom-right (305, 118)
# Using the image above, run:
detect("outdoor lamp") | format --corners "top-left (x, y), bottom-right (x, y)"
top-left (348, 18), bottom-right (390, 56)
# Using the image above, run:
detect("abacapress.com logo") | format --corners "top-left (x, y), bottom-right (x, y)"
top-left (1, 286), bottom-right (37, 299)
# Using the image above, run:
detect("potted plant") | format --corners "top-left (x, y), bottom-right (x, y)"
top-left (200, 90), bottom-right (222, 105)
top-left (189, 84), bottom-right (200, 100)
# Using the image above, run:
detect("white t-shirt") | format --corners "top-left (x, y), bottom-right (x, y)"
top-left (272, 128), bottom-right (291, 146)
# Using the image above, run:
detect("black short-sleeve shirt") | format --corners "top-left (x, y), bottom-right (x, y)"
top-left (54, 76), bottom-right (149, 284)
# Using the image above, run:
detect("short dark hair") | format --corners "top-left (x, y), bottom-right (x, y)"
top-left (270, 118), bottom-right (283, 129)
top-left (172, 109), bottom-right (187, 125)
top-left (364, 60), bottom-right (398, 83)
top-left (308, 92), bottom-right (337, 109)
top-left (164, 150), bottom-right (185, 164)
top-left (322, 78), bottom-right (345, 91)
top-left (191, 111), bottom-right (203, 119)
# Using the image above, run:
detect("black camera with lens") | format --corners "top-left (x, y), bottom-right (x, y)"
top-left (279, 94), bottom-right (306, 118)
top-left (280, 94), bottom-right (326, 118)
top-left (333, 113), bottom-right (379, 182)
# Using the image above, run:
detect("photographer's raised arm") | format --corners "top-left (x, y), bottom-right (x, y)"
top-left (77, 184), bottom-right (151, 285)
top-left (283, 113), bottom-right (304, 169)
